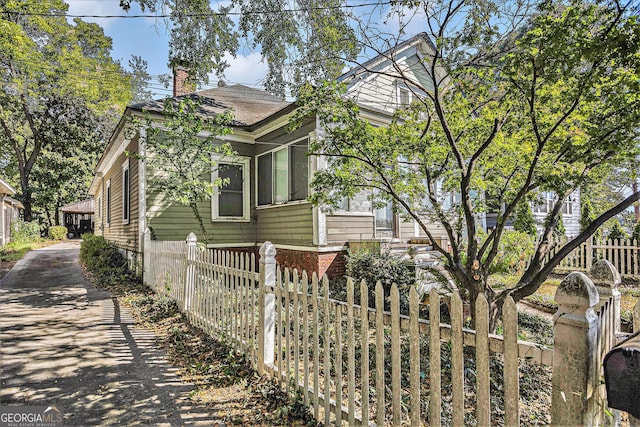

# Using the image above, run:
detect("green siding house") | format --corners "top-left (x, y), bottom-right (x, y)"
top-left (89, 34), bottom-right (445, 277)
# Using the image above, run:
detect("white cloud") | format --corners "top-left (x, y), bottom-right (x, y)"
top-left (216, 52), bottom-right (268, 88)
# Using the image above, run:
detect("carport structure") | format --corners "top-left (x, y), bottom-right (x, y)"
top-left (60, 199), bottom-right (94, 238)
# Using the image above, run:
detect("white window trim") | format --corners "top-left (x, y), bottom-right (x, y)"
top-left (106, 179), bottom-right (111, 227)
top-left (255, 136), bottom-right (310, 207)
top-left (122, 159), bottom-right (130, 224)
top-left (211, 155), bottom-right (250, 222)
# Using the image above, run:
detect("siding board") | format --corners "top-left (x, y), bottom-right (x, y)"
top-left (100, 138), bottom-right (140, 254)
top-left (256, 204), bottom-right (313, 245)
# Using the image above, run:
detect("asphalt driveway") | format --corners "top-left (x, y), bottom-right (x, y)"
top-left (0, 241), bottom-right (222, 426)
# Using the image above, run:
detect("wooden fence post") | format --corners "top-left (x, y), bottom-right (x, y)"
top-left (586, 235), bottom-right (593, 272)
top-left (143, 227), bottom-right (151, 288)
top-left (258, 241), bottom-right (276, 374)
top-left (591, 259), bottom-right (621, 333)
top-left (184, 232), bottom-right (197, 312)
top-left (552, 272), bottom-right (599, 427)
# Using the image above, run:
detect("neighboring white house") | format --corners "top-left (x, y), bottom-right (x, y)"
top-left (0, 177), bottom-right (23, 246)
top-left (532, 190), bottom-right (581, 238)
top-left (484, 190), bottom-right (581, 238)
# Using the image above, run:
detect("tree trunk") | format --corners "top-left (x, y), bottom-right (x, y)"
top-left (190, 202), bottom-right (208, 243)
top-left (21, 186), bottom-right (33, 222)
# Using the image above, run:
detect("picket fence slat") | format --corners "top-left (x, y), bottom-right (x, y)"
top-left (429, 288), bottom-right (442, 427)
top-left (504, 296), bottom-right (520, 427)
top-left (302, 272), bottom-right (310, 406)
top-left (347, 278), bottom-right (356, 426)
top-left (409, 287), bottom-right (420, 426)
top-left (450, 292), bottom-right (465, 426)
top-left (323, 276), bottom-right (331, 427)
top-left (335, 304), bottom-right (343, 426)
top-left (360, 280), bottom-right (370, 426)
top-left (375, 281), bottom-right (385, 426)
top-left (476, 293), bottom-right (491, 426)
top-left (293, 270), bottom-right (300, 394)
top-left (390, 284), bottom-right (401, 426)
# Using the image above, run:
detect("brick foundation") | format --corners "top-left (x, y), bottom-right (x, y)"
top-left (274, 248), bottom-right (346, 279)
top-left (211, 245), bottom-right (347, 279)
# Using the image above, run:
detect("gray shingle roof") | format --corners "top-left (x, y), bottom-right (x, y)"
top-left (130, 84), bottom-right (291, 127)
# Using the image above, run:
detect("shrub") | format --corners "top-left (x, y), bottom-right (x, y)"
top-left (10, 219), bottom-right (41, 243)
top-left (346, 248), bottom-right (414, 288)
top-left (632, 220), bottom-right (640, 242)
top-left (48, 226), bottom-right (67, 240)
top-left (607, 219), bottom-right (629, 241)
top-left (80, 234), bottom-right (129, 282)
top-left (478, 229), bottom-right (535, 274)
top-left (345, 248), bottom-right (415, 310)
top-left (513, 201), bottom-right (537, 236)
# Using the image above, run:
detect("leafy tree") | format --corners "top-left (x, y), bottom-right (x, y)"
top-left (607, 219), bottom-right (629, 241)
top-left (632, 220), bottom-right (640, 242)
top-left (291, 0), bottom-right (640, 328)
top-left (130, 97), bottom-right (235, 242)
top-left (128, 55), bottom-right (154, 103)
top-left (121, 0), bottom-right (358, 98)
top-left (120, 0), bottom-right (239, 89)
top-left (0, 0), bottom-right (133, 220)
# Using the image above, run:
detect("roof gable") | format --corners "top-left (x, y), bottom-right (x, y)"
top-left (339, 33), bottom-right (439, 114)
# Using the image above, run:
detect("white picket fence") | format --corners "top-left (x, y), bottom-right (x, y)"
top-left (532, 236), bottom-right (640, 279)
top-left (143, 230), bottom-right (635, 426)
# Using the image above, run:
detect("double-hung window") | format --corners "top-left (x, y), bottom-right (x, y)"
top-left (122, 159), bottom-right (130, 224)
top-left (257, 139), bottom-right (309, 206)
top-left (398, 87), bottom-right (411, 107)
top-left (534, 191), bottom-right (554, 214)
top-left (562, 192), bottom-right (576, 215)
top-left (212, 155), bottom-right (250, 221)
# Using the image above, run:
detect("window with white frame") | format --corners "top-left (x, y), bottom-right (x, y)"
top-left (257, 139), bottom-right (309, 206)
top-left (106, 179), bottom-right (111, 226)
top-left (336, 191), bottom-right (373, 213)
top-left (562, 192), bottom-right (576, 215)
top-left (212, 156), bottom-right (250, 221)
top-left (122, 160), bottom-right (130, 224)
top-left (398, 86), bottom-right (411, 107)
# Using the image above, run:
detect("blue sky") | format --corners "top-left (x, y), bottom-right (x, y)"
top-left (66, 0), bottom-right (269, 98)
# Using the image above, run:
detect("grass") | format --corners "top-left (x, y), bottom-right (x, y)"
top-left (0, 240), bottom-right (57, 279)
top-left (0, 240), bottom-right (53, 263)
top-left (490, 272), bottom-right (639, 330)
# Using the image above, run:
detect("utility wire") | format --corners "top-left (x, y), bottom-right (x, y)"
top-left (1, 1), bottom-right (394, 19)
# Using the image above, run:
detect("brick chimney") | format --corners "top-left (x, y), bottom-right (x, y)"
top-left (173, 64), bottom-right (195, 97)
